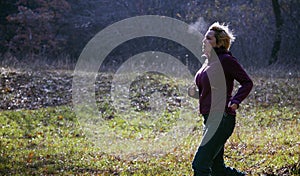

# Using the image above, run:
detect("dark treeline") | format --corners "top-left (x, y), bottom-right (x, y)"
top-left (0, 0), bottom-right (299, 71)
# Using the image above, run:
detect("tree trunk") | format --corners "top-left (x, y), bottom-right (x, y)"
top-left (269, 0), bottom-right (283, 65)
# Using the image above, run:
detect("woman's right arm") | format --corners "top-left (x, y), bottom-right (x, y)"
top-left (189, 61), bottom-right (206, 100)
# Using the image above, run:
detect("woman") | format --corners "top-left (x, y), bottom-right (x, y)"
top-left (188, 22), bottom-right (253, 176)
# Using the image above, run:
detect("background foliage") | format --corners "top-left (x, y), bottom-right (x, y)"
top-left (1, 0), bottom-right (299, 69)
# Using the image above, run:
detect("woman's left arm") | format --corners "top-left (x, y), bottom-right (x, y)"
top-left (224, 57), bottom-right (253, 109)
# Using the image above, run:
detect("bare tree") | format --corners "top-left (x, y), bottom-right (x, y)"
top-left (269, 0), bottom-right (283, 65)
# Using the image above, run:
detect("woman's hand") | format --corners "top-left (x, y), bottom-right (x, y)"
top-left (188, 84), bottom-right (199, 99)
top-left (228, 103), bottom-right (238, 111)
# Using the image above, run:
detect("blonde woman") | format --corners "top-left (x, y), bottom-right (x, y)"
top-left (189, 22), bottom-right (253, 176)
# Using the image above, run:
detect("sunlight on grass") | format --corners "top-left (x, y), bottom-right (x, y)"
top-left (0, 104), bottom-right (299, 175)
top-left (0, 72), bottom-right (299, 175)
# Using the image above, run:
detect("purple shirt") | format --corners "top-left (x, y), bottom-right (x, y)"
top-left (195, 47), bottom-right (253, 115)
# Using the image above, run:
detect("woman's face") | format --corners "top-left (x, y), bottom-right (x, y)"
top-left (202, 30), bottom-right (217, 54)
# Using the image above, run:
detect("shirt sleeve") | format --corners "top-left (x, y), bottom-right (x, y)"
top-left (223, 56), bottom-right (253, 107)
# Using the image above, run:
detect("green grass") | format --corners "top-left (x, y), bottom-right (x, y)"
top-left (0, 71), bottom-right (299, 175)
top-left (0, 104), bottom-right (299, 175)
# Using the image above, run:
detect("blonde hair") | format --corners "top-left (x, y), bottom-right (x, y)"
top-left (209, 22), bottom-right (235, 50)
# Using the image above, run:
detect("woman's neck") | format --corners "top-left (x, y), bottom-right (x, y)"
top-left (213, 47), bottom-right (228, 54)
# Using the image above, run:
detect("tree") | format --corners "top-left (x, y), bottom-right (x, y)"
top-left (269, 0), bottom-right (283, 65)
top-left (6, 0), bottom-right (70, 58)
top-left (0, 1), bottom-right (18, 54)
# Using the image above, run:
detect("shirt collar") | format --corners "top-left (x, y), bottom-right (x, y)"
top-left (213, 47), bottom-right (232, 56)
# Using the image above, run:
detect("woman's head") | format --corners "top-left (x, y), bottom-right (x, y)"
top-left (203, 22), bottom-right (235, 52)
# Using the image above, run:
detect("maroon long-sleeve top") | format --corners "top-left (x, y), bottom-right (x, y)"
top-left (195, 47), bottom-right (253, 115)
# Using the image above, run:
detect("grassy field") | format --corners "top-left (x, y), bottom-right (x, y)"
top-left (0, 72), bottom-right (299, 175)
